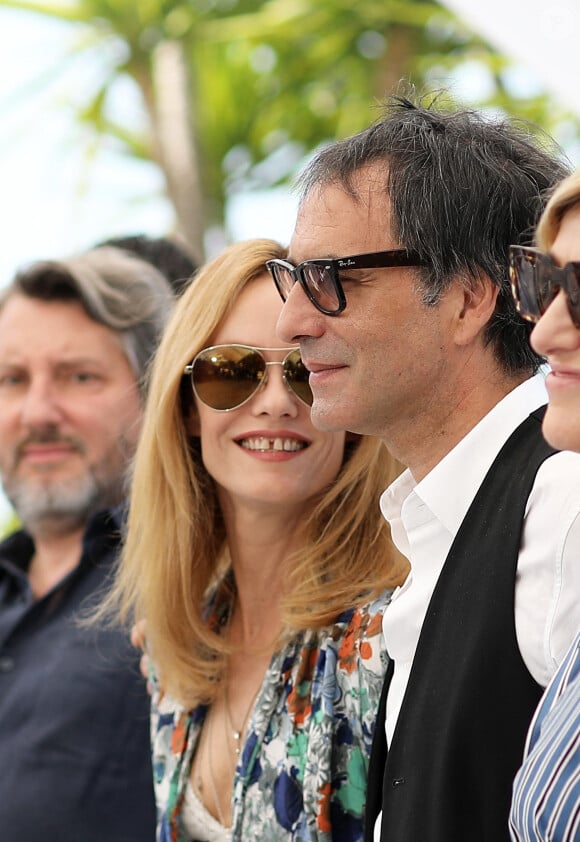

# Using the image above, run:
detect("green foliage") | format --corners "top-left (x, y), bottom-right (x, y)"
top-left (0, 511), bottom-right (19, 540)
top-left (2, 0), bottom-right (579, 243)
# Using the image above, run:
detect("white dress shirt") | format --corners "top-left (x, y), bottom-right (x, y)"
top-left (374, 374), bottom-right (580, 841)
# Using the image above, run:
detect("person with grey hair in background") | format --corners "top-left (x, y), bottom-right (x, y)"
top-left (0, 246), bottom-right (174, 841)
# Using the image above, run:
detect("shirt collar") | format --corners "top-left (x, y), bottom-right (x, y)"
top-left (381, 373), bottom-right (548, 537)
top-left (0, 503), bottom-right (125, 580)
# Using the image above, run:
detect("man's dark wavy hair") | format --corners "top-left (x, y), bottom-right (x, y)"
top-left (99, 234), bottom-right (197, 295)
top-left (298, 93), bottom-right (571, 375)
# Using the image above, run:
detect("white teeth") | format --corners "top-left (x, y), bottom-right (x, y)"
top-left (239, 436), bottom-right (306, 452)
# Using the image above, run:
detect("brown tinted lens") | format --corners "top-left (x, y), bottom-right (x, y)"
top-left (535, 256), bottom-right (562, 315)
top-left (511, 250), bottom-right (580, 327)
top-left (192, 346), bottom-right (265, 410)
top-left (302, 264), bottom-right (340, 312)
top-left (269, 262), bottom-right (294, 301)
top-left (565, 265), bottom-right (580, 326)
top-left (283, 349), bottom-right (313, 406)
top-left (511, 252), bottom-right (543, 321)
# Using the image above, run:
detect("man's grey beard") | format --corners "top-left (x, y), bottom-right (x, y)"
top-left (3, 468), bottom-right (124, 537)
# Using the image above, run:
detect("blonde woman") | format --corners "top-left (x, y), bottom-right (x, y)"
top-left (114, 239), bottom-right (407, 842)
top-left (509, 172), bottom-right (580, 841)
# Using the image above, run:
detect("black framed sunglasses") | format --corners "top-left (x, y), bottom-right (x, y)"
top-left (184, 344), bottom-right (313, 411)
top-left (509, 245), bottom-right (580, 328)
top-left (266, 249), bottom-right (429, 315)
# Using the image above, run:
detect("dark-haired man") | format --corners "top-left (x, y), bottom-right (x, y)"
top-left (272, 96), bottom-right (580, 841)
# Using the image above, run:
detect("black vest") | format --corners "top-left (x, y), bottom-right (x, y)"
top-left (365, 408), bottom-right (555, 842)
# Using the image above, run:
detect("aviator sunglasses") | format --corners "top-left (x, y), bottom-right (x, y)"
top-left (184, 344), bottom-right (313, 411)
top-left (509, 245), bottom-right (580, 328)
top-left (266, 249), bottom-right (429, 316)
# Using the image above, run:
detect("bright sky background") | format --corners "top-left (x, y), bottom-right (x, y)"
top-left (0, 7), bottom-right (299, 290)
top-left (445, 0), bottom-right (580, 118)
top-left (0, 3), bottom-right (578, 521)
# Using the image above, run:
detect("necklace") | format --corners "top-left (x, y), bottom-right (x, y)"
top-left (193, 683), bottom-right (260, 828)
top-left (223, 679), bottom-right (260, 758)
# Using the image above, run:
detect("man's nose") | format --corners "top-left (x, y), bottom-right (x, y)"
top-left (276, 282), bottom-right (325, 344)
top-left (20, 378), bottom-right (64, 427)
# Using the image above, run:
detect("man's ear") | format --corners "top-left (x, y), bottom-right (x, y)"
top-left (454, 273), bottom-right (499, 347)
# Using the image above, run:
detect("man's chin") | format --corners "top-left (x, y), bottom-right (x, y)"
top-left (4, 476), bottom-right (109, 533)
top-left (21, 509), bottom-right (90, 537)
top-left (309, 399), bottom-right (350, 433)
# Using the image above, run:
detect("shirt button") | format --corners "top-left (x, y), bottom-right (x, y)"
top-left (0, 655), bottom-right (14, 672)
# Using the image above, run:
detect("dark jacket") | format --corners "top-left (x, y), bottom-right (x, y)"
top-left (365, 409), bottom-right (553, 842)
top-left (0, 507), bottom-right (156, 842)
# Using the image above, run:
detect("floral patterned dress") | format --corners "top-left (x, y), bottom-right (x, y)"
top-left (151, 589), bottom-right (391, 842)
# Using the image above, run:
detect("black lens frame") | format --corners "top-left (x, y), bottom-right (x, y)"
top-left (266, 249), bottom-right (429, 316)
top-left (509, 245), bottom-right (580, 328)
top-left (184, 344), bottom-right (313, 411)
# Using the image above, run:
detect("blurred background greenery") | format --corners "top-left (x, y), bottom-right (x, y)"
top-left (2, 0), bottom-right (579, 265)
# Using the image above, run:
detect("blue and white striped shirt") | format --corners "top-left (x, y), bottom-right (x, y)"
top-left (510, 632), bottom-right (580, 841)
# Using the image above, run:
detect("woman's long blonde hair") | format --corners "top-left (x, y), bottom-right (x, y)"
top-left (536, 169), bottom-right (580, 249)
top-left (115, 238), bottom-right (406, 708)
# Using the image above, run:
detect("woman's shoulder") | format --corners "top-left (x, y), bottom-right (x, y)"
top-left (295, 589), bottom-right (391, 692)
top-left (333, 588), bottom-right (392, 639)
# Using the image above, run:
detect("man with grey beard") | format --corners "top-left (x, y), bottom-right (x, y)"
top-left (0, 246), bottom-right (174, 841)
